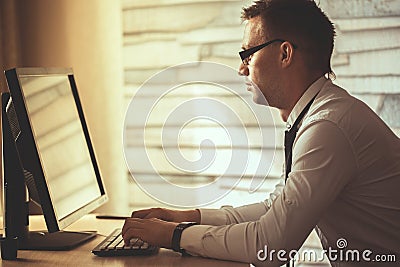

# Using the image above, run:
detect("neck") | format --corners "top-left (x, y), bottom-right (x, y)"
top-left (279, 94), bottom-right (302, 122)
top-left (278, 73), bottom-right (324, 122)
top-left (279, 108), bottom-right (292, 122)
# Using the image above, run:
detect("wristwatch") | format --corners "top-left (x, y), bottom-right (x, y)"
top-left (171, 222), bottom-right (197, 254)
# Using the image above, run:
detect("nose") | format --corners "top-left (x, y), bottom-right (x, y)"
top-left (238, 62), bottom-right (249, 76)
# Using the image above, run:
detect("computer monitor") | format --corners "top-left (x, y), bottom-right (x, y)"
top-left (1, 67), bottom-right (108, 255)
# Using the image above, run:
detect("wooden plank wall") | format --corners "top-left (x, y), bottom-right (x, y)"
top-left (121, 0), bottom-right (400, 211)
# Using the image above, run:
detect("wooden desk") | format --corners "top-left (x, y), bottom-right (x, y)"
top-left (0, 215), bottom-right (247, 267)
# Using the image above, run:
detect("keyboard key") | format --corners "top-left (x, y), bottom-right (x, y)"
top-left (109, 235), bottom-right (123, 249)
top-left (92, 228), bottom-right (159, 257)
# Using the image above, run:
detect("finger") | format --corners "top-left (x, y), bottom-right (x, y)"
top-left (143, 211), bottom-right (163, 219)
top-left (142, 208), bottom-right (172, 221)
top-left (122, 218), bottom-right (145, 236)
top-left (131, 208), bottom-right (154, 218)
top-left (122, 228), bottom-right (144, 245)
top-left (141, 208), bottom-right (165, 219)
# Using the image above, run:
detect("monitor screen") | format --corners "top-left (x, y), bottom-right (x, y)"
top-left (4, 67), bottom-right (107, 234)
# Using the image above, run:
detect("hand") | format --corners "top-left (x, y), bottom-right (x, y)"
top-left (122, 218), bottom-right (178, 249)
top-left (131, 207), bottom-right (200, 223)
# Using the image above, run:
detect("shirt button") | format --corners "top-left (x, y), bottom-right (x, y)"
top-left (286, 124), bottom-right (291, 130)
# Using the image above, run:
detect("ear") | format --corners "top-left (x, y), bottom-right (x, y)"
top-left (279, 41), bottom-right (294, 68)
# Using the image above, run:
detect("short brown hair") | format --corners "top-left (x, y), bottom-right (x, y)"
top-left (242, 0), bottom-right (336, 77)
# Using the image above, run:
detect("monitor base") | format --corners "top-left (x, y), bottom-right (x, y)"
top-left (18, 230), bottom-right (97, 250)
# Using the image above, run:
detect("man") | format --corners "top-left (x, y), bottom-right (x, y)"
top-left (122, 0), bottom-right (400, 266)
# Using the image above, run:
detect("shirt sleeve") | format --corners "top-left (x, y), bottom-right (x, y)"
top-left (199, 177), bottom-right (284, 226)
top-left (180, 120), bottom-right (357, 266)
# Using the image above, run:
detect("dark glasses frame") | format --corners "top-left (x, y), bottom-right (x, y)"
top-left (239, 39), bottom-right (297, 65)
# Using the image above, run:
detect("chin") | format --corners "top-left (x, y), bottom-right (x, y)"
top-left (247, 84), bottom-right (269, 106)
top-left (249, 88), bottom-right (268, 106)
top-left (252, 94), bottom-right (269, 106)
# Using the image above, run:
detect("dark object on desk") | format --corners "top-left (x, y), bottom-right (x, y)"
top-left (95, 215), bottom-right (129, 220)
top-left (18, 231), bottom-right (97, 250)
top-left (0, 237), bottom-right (18, 260)
top-left (92, 228), bottom-right (159, 257)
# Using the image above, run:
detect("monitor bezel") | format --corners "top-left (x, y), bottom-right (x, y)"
top-left (5, 67), bottom-right (108, 232)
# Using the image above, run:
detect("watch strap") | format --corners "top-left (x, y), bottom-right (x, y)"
top-left (171, 222), bottom-right (197, 254)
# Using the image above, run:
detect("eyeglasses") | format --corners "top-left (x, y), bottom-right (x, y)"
top-left (239, 39), bottom-right (296, 65)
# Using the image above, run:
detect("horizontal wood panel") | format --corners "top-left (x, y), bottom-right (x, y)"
top-left (124, 61), bottom-right (246, 84)
top-left (123, 3), bottom-right (221, 33)
top-left (124, 82), bottom-right (249, 97)
top-left (319, 0), bottom-right (400, 19)
top-left (127, 174), bottom-right (280, 208)
top-left (335, 17), bottom-right (400, 32)
top-left (178, 26), bottom-right (242, 45)
top-left (334, 48), bottom-right (400, 76)
top-left (123, 95), bottom-right (282, 127)
top-left (351, 93), bottom-right (383, 111)
top-left (122, 0), bottom-right (240, 9)
top-left (336, 28), bottom-right (400, 55)
top-left (335, 76), bottom-right (400, 94)
top-left (123, 41), bottom-right (200, 69)
top-left (124, 147), bottom-right (284, 178)
top-left (125, 126), bottom-right (284, 149)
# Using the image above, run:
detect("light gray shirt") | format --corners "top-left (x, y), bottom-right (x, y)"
top-left (180, 77), bottom-right (400, 266)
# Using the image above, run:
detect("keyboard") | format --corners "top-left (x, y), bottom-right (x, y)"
top-left (92, 228), bottom-right (159, 257)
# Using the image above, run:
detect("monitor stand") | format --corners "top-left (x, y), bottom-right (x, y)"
top-left (18, 231), bottom-right (97, 250)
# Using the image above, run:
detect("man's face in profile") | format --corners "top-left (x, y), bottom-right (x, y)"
top-left (240, 16), bottom-right (285, 109)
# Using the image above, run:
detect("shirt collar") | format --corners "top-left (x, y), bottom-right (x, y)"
top-left (286, 76), bottom-right (328, 130)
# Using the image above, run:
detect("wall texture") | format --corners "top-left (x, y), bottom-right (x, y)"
top-left (122, 0), bottom-right (400, 208)
top-left (321, 0), bottom-right (400, 134)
